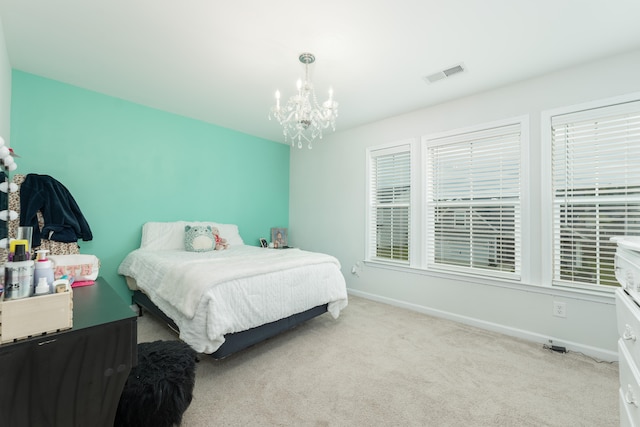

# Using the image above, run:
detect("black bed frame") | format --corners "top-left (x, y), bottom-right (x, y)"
top-left (132, 290), bottom-right (328, 359)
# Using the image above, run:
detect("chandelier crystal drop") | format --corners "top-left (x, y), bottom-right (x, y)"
top-left (269, 53), bottom-right (338, 149)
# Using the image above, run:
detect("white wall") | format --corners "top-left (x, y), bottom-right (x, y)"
top-left (289, 49), bottom-right (640, 361)
top-left (0, 16), bottom-right (11, 141)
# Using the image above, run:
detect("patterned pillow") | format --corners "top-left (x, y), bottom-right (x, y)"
top-left (184, 225), bottom-right (215, 252)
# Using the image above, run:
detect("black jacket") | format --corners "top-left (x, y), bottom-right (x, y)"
top-left (19, 174), bottom-right (93, 247)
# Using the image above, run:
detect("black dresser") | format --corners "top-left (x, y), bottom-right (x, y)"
top-left (0, 277), bottom-right (137, 427)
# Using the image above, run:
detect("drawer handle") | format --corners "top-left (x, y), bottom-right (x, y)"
top-left (626, 384), bottom-right (639, 407)
top-left (624, 324), bottom-right (637, 342)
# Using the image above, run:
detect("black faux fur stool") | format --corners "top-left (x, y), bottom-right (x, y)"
top-left (114, 340), bottom-right (198, 427)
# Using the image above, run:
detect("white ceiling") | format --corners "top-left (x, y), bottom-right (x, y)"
top-left (0, 1), bottom-right (639, 143)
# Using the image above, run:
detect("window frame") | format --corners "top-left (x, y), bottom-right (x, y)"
top-left (422, 116), bottom-right (529, 281)
top-left (541, 92), bottom-right (640, 292)
top-left (365, 140), bottom-right (418, 265)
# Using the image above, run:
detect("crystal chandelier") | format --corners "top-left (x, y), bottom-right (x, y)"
top-left (269, 53), bottom-right (338, 149)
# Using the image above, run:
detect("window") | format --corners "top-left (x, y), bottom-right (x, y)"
top-left (424, 121), bottom-right (524, 279)
top-left (548, 99), bottom-right (640, 288)
top-left (363, 94), bottom-right (640, 292)
top-left (366, 143), bottom-right (412, 263)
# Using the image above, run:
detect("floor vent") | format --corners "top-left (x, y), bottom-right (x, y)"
top-left (423, 63), bottom-right (466, 84)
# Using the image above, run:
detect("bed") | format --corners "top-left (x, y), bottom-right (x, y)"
top-left (117, 221), bottom-right (348, 358)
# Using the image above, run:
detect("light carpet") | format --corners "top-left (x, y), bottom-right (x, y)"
top-left (136, 295), bottom-right (619, 426)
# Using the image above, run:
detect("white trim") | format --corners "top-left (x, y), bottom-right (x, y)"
top-left (541, 91), bottom-right (640, 123)
top-left (541, 110), bottom-right (554, 288)
top-left (348, 287), bottom-right (617, 362)
top-left (409, 142), bottom-right (421, 267)
top-left (519, 118), bottom-right (531, 284)
top-left (423, 115), bottom-right (529, 145)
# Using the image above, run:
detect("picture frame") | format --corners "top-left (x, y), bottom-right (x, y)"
top-left (270, 227), bottom-right (288, 249)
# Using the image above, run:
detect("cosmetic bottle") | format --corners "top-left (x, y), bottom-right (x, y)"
top-left (8, 238), bottom-right (29, 261)
top-left (52, 277), bottom-right (71, 293)
top-left (34, 277), bottom-right (50, 295)
top-left (4, 243), bottom-right (35, 300)
top-left (34, 249), bottom-right (55, 293)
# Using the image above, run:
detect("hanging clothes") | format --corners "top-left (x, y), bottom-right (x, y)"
top-left (19, 174), bottom-right (93, 247)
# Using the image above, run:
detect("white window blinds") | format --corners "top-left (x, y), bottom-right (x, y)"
top-left (551, 100), bottom-right (640, 288)
top-left (367, 145), bottom-right (411, 263)
top-left (425, 123), bottom-right (522, 278)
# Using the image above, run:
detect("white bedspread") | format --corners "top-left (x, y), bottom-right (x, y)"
top-left (118, 245), bottom-right (348, 353)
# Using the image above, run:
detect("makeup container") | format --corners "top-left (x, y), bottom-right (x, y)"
top-left (4, 244), bottom-right (34, 300)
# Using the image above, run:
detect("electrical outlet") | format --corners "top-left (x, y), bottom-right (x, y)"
top-left (553, 301), bottom-right (567, 318)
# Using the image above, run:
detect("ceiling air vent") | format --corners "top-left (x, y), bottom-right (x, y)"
top-left (423, 63), bottom-right (466, 84)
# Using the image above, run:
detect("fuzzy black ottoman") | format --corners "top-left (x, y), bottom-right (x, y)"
top-left (114, 340), bottom-right (198, 427)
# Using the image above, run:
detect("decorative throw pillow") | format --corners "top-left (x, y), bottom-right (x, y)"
top-left (184, 225), bottom-right (215, 252)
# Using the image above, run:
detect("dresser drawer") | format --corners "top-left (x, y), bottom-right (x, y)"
top-left (617, 247), bottom-right (640, 303)
top-left (619, 340), bottom-right (640, 426)
top-left (621, 386), bottom-right (635, 427)
top-left (617, 289), bottom-right (640, 367)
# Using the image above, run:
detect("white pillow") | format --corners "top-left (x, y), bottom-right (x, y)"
top-left (186, 221), bottom-right (244, 247)
top-left (140, 221), bottom-right (244, 250)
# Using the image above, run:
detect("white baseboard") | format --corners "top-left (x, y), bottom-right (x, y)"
top-left (347, 288), bottom-right (618, 363)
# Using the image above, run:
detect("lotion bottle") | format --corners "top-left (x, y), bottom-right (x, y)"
top-left (33, 249), bottom-right (55, 293)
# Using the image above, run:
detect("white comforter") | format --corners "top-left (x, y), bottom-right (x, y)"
top-left (118, 245), bottom-right (348, 353)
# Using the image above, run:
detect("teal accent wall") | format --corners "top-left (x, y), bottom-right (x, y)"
top-left (10, 70), bottom-right (290, 302)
